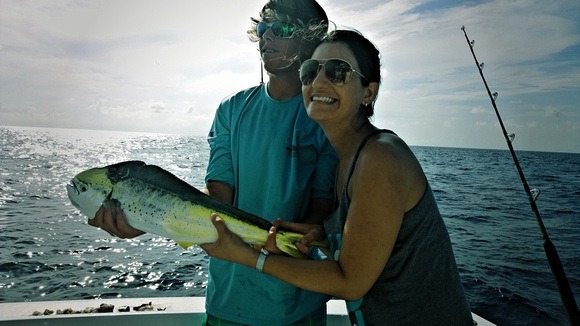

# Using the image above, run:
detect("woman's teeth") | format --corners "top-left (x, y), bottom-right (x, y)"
top-left (312, 96), bottom-right (336, 104)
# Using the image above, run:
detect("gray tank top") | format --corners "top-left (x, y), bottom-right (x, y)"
top-left (324, 129), bottom-right (472, 325)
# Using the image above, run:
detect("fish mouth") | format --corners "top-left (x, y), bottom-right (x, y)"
top-left (67, 181), bottom-right (80, 196)
top-left (65, 182), bottom-right (82, 211)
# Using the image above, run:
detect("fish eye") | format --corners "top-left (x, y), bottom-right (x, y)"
top-left (81, 186), bottom-right (87, 192)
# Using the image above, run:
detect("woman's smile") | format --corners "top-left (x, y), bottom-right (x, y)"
top-left (312, 96), bottom-right (337, 104)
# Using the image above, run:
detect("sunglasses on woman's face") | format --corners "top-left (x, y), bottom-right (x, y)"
top-left (257, 21), bottom-right (297, 38)
top-left (299, 59), bottom-right (367, 86)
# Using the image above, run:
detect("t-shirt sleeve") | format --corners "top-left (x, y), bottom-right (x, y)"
top-left (205, 101), bottom-right (235, 190)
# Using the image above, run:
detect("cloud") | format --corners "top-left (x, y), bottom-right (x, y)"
top-left (1, 0), bottom-right (578, 152)
top-left (544, 106), bottom-right (560, 118)
top-left (471, 106), bottom-right (489, 115)
top-left (321, 0), bottom-right (580, 152)
top-left (149, 102), bottom-right (167, 114)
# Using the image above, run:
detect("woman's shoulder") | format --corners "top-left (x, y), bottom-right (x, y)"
top-left (354, 132), bottom-right (426, 199)
top-left (362, 132), bottom-right (415, 168)
top-left (344, 132), bottom-right (426, 222)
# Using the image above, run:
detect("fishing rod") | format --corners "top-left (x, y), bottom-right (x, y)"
top-left (461, 25), bottom-right (579, 325)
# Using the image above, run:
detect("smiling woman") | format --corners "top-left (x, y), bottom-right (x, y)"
top-left (202, 29), bottom-right (474, 325)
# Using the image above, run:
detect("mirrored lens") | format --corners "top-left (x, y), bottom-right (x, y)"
top-left (299, 59), bottom-right (355, 86)
top-left (257, 22), bottom-right (267, 37)
top-left (272, 22), bottom-right (296, 38)
top-left (326, 60), bottom-right (353, 86)
top-left (299, 59), bottom-right (321, 86)
top-left (257, 21), bottom-right (296, 38)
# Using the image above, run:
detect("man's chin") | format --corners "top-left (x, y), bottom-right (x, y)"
top-left (263, 58), bottom-right (300, 74)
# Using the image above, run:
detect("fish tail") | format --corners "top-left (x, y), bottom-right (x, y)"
top-left (276, 232), bottom-right (328, 259)
top-left (278, 242), bottom-right (307, 258)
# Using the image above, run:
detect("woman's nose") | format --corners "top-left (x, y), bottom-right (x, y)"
top-left (311, 66), bottom-right (330, 87)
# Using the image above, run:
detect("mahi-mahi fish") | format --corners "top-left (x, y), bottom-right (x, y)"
top-left (66, 160), bottom-right (319, 258)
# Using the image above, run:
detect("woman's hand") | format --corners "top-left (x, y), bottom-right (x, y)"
top-left (265, 219), bottom-right (331, 259)
top-left (88, 200), bottom-right (144, 238)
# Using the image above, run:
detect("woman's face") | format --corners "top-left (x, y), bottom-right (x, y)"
top-left (302, 43), bottom-right (367, 125)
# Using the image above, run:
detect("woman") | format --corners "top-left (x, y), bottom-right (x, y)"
top-left (201, 29), bottom-right (473, 325)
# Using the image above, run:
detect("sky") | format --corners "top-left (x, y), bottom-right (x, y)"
top-left (1, 0), bottom-right (579, 153)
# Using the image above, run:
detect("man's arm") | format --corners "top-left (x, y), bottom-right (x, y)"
top-left (203, 180), bottom-right (234, 205)
top-left (300, 197), bottom-right (334, 224)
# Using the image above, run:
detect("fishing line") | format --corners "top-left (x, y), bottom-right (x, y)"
top-left (461, 25), bottom-right (579, 325)
top-left (262, 53), bottom-right (300, 71)
top-left (259, 39), bottom-right (301, 85)
top-left (260, 60), bottom-right (264, 85)
top-left (260, 54), bottom-right (299, 85)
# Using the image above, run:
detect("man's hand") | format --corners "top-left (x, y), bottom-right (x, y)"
top-left (200, 213), bottom-right (253, 262)
top-left (87, 200), bottom-right (144, 238)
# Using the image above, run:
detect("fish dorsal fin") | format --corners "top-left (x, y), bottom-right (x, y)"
top-left (107, 161), bottom-right (273, 231)
top-left (107, 161), bottom-right (146, 183)
top-left (108, 160), bottom-right (196, 196)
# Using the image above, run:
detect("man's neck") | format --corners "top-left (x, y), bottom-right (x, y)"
top-left (266, 71), bottom-right (302, 101)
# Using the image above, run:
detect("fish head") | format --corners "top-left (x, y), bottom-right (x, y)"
top-left (66, 167), bottom-right (113, 219)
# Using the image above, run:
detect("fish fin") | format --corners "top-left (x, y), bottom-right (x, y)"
top-left (276, 233), bottom-right (308, 259)
top-left (276, 232), bottom-right (329, 259)
top-left (280, 245), bottom-right (307, 259)
top-left (176, 241), bottom-right (196, 250)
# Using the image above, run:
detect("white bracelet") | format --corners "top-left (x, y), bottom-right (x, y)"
top-left (255, 248), bottom-right (269, 273)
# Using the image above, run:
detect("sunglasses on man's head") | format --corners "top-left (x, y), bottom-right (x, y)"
top-left (257, 21), bottom-right (297, 38)
top-left (299, 59), bottom-right (367, 86)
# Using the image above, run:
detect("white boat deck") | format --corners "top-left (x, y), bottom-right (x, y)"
top-left (0, 297), bottom-right (494, 325)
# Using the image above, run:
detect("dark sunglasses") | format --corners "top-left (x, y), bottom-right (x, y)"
top-left (257, 21), bottom-right (297, 39)
top-left (299, 59), bottom-right (367, 86)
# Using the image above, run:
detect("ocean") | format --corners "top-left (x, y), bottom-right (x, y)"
top-left (0, 126), bottom-right (578, 325)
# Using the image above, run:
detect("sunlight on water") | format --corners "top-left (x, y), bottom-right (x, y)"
top-left (0, 126), bottom-right (578, 325)
top-left (0, 126), bottom-right (210, 304)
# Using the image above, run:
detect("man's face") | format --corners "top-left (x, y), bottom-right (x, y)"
top-left (258, 19), bottom-right (302, 73)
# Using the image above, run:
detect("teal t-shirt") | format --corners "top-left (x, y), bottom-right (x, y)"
top-left (205, 84), bottom-right (337, 325)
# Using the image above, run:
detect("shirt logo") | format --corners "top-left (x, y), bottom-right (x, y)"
top-left (286, 145), bottom-right (299, 158)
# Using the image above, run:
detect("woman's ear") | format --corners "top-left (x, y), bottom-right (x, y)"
top-left (363, 82), bottom-right (380, 106)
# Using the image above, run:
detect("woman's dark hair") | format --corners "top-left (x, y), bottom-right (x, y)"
top-left (321, 29), bottom-right (381, 118)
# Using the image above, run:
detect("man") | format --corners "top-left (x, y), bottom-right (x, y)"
top-left (89, 1), bottom-right (336, 324)
top-left (201, 1), bottom-right (337, 324)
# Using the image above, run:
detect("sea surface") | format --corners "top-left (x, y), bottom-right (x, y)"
top-left (0, 126), bottom-right (578, 325)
